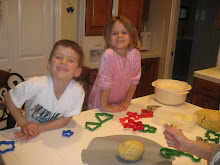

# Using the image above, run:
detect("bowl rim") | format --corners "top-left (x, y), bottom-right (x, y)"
top-left (152, 79), bottom-right (192, 91)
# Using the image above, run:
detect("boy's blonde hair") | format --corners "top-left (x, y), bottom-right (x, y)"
top-left (49, 39), bottom-right (84, 67)
top-left (104, 16), bottom-right (141, 50)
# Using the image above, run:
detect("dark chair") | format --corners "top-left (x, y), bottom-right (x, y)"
top-left (0, 70), bottom-right (25, 130)
top-left (74, 66), bottom-right (98, 111)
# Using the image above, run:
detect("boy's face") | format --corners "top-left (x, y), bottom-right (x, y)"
top-left (48, 45), bottom-right (82, 81)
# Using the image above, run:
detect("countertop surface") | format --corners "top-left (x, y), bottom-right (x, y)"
top-left (0, 95), bottom-right (209, 165)
top-left (194, 66), bottom-right (220, 84)
top-left (140, 50), bottom-right (161, 59)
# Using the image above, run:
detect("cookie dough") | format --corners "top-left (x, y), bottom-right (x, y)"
top-left (117, 140), bottom-right (145, 161)
top-left (194, 109), bottom-right (220, 131)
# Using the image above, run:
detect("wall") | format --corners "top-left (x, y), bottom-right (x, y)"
top-left (172, 0), bottom-right (197, 82)
top-left (187, 0), bottom-right (220, 84)
top-left (61, 0), bottom-right (78, 41)
top-left (148, 0), bottom-right (172, 79)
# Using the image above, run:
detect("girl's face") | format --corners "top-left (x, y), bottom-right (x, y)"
top-left (109, 21), bottom-right (130, 51)
top-left (48, 45), bottom-right (82, 81)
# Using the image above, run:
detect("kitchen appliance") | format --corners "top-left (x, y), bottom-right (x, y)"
top-left (152, 79), bottom-right (191, 105)
top-left (140, 32), bottom-right (151, 50)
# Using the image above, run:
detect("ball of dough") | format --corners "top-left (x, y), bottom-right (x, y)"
top-left (194, 109), bottom-right (220, 131)
top-left (117, 140), bottom-right (145, 161)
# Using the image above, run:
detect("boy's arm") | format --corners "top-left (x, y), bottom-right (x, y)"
top-left (4, 92), bottom-right (39, 136)
top-left (38, 116), bottom-right (72, 132)
top-left (4, 92), bottom-right (27, 126)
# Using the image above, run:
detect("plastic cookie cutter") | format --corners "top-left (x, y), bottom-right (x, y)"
top-left (205, 130), bottom-right (220, 144)
top-left (95, 113), bottom-right (114, 123)
top-left (146, 105), bottom-right (161, 111)
top-left (85, 122), bottom-right (102, 131)
top-left (141, 109), bottom-right (153, 118)
top-left (126, 111), bottom-right (142, 120)
top-left (0, 141), bottom-right (15, 154)
top-left (138, 124), bottom-right (157, 133)
top-left (160, 147), bottom-right (201, 162)
top-left (62, 130), bottom-right (74, 137)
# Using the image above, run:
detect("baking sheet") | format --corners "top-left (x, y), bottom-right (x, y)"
top-left (81, 135), bottom-right (174, 165)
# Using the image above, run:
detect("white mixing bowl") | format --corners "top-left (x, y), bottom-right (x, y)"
top-left (152, 79), bottom-right (191, 105)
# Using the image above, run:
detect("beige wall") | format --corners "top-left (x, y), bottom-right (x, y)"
top-left (61, 0), bottom-right (78, 41)
top-left (149, 0), bottom-right (172, 78)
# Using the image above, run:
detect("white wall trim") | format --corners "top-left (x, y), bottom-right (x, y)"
top-left (55, 0), bottom-right (61, 41)
top-left (163, 0), bottom-right (181, 78)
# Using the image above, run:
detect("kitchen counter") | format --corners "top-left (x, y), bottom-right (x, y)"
top-left (141, 50), bottom-right (161, 59)
top-left (194, 66), bottom-right (220, 84)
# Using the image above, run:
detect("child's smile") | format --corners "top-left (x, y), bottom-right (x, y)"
top-left (110, 21), bottom-right (130, 52)
top-left (48, 45), bottom-right (81, 81)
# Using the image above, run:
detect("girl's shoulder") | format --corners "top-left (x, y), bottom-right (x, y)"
top-left (101, 48), bottom-right (117, 59)
top-left (129, 48), bottom-right (141, 54)
top-left (103, 48), bottom-right (115, 55)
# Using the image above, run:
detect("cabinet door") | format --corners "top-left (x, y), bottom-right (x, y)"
top-left (142, 0), bottom-right (150, 21)
top-left (0, 0), bottom-right (57, 78)
top-left (191, 92), bottom-right (220, 110)
top-left (134, 58), bottom-right (160, 98)
top-left (85, 0), bottom-right (113, 36)
top-left (118, 0), bottom-right (144, 34)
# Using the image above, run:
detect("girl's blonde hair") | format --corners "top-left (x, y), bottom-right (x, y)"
top-left (104, 16), bottom-right (141, 50)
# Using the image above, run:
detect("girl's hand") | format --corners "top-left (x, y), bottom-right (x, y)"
top-left (105, 105), bottom-right (125, 112)
top-left (20, 122), bottom-right (40, 137)
top-left (118, 101), bottom-right (130, 111)
top-left (14, 131), bottom-right (36, 142)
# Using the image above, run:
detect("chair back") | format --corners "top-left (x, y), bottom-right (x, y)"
top-left (74, 66), bottom-right (98, 111)
top-left (0, 70), bottom-right (25, 130)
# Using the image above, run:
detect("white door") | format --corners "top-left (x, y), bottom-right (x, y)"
top-left (0, 0), bottom-right (60, 78)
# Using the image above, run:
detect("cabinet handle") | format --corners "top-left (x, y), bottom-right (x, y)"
top-left (201, 86), bottom-right (213, 91)
top-left (7, 69), bottom-right (12, 72)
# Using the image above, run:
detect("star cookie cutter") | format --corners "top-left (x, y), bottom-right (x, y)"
top-left (0, 141), bottom-right (15, 154)
top-left (62, 130), bottom-right (74, 137)
top-left (205, 130), bottom-right (220, 144)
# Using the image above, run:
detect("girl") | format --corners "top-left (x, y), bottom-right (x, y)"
top-left (88, 16), bottom-right (141, 112)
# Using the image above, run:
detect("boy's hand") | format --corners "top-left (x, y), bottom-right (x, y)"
top-left (14, 131), bottom-right (35, 142)
top-left (21, 122), bottom-right (40, 137)
top-left (0, 101), bottom-right (6, 109)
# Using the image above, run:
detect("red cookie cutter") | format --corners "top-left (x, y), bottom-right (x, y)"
top-left (141, 109), bottom-right (153, 118)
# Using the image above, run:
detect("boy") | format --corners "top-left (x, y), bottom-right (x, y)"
top-left (4, 39), bottom-right (85, 141)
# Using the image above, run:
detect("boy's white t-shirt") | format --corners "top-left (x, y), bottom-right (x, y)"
top-left (9, 75), bottom-right (85, 123)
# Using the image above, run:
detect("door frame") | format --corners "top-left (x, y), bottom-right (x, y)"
top-left (163, 0), bottom-right (181, 78)
top-left (55, 0), bottom-right (62, 41)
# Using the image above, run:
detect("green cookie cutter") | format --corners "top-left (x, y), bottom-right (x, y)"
top-left (160, 147), bottom-right (201, 162)
top-left (95, 113), bottom-right (114, 123)
top-left (85, 122), bottom-right (102, 131)
top-left (138, 124), bottom-right (157, 133)
top-left (205, 130), bottom-right (220, 144)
